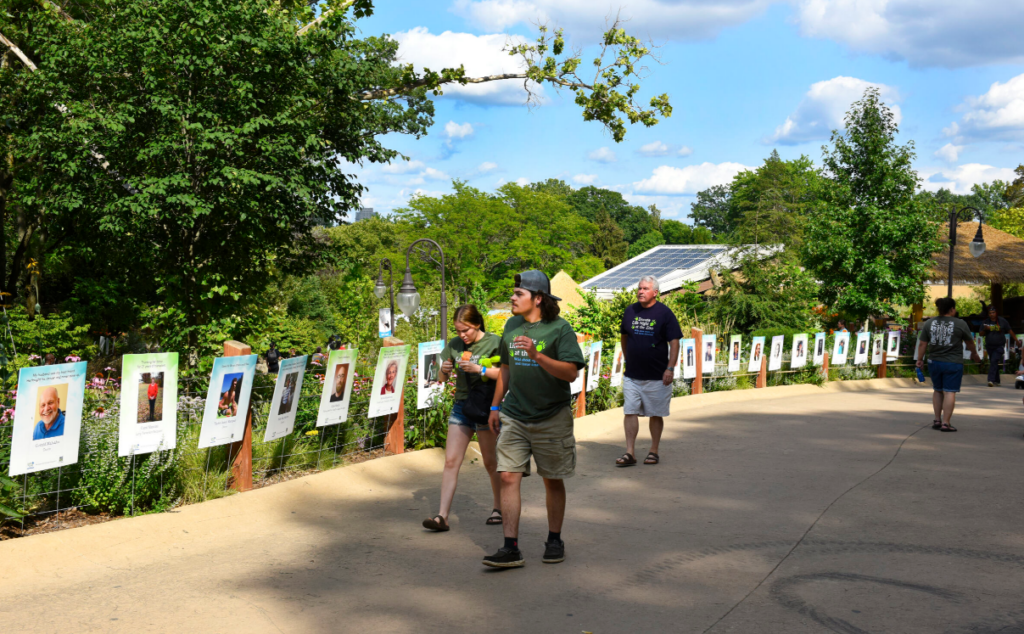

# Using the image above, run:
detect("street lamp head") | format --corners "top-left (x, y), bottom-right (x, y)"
top-left (396, 268), bottom-right (421, 317)
top-left (373, 276), bottom-right (386, 299)
top-left (969, 223), bottom-right (986, 258)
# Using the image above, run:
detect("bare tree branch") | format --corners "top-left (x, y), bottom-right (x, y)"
top-left (356, 72), bottom-right (592, 101)
top-left (35, 0), bottom-right (75, 23)
top-left (297, 0), bottom-right (354, 36)
top-left (0, 30), bottom-right (38, 71)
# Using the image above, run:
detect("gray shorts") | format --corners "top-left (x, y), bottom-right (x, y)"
top-left (623, 377), bottom-right (672, 417)
top-left (496, 407), bottom-right (576, 479)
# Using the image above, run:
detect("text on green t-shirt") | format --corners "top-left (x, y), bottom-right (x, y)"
top-left (498, 316), bottom-right (586, 423)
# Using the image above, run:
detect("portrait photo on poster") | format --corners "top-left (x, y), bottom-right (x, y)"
top-left (610, 342), bottom-right (624, 387)
top-left (728, 335), bottom-right (742, 372)
top-left (682, 338), bottom-right (696, 379)
top-left (570, 342), bottom-right (587, 395)
top-left (378, 308), bottom-right (392, 338)
top-left (198, 355), bottom-right (257, 449)
top-left (9, 362), bottom-right (87, 477)
top-left (854, 332), bottom-right (870, 365)
top-left (748, 336), bottom-right (765, 372)
top-left (702, 334), bottom-right (716, 374)
top-left (317, 348), bottom-right (358, 427)
top-left (768, 335), bottom-right (784, 371)
top-left (587, 341), bottom-right (603, 392)
top-left (833, 332), bottom-right (850, 365)
top-left (813, 332), bottom-right (826, 366)
top-left (264, 355), bottom-right (307, 442)
top-left (791, 334), bottom-right (808, 369)
top-left (887, 331), bottom-right (901, 361)
top-left (417, 340), bottom-right (445, 410)
top-left (871, 335), bottom-right (884, 365)
top-left (118, 353), bottom-right (179, 457)
top-left (367, 345), bottom-right (411, 418)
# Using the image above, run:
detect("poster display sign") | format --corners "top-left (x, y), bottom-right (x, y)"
top-left (974, 334), bottom-right (985, 360)
top-left (1005, 334), bottom-right (1011, 359)
top-left (610, 342), bottom-right (625, 387)
top-left (702, 335), bottom-right (716, 375)
top-left (853, 332), bottom-right (870, 365)
top-left (833, 332), bottom-right (850, 365)
top-left (417, 340), bottom-right (445, 409)
top-left (682, 338), bottom-right (697, 379)
top-left (791, 334), bottom-right (808, 369)
top-left (728, 335), bottom-right (742, 373)
top-left (198, 355), bottom-right (257, 448)
top-left (570, 342), bottom-right (587, 395)
top-left (264, 355), bottom-right (307, 442)
top-left (748, 336), bottom-right (766, 372)
top-left (586, 341), bottom-right (603, 392)
top-left (367, 345), bottom-right (410, 418)
top-left (886, 331), bottom-right (901, 361)
top-left (119, 353), bottom-right (179, 456)
top-left (813, 332), bottom-right (826, 366)
top-left (378, 308), bottom-right (392, 339)
top-left (768, 335), bottom-right (785, 371)
top-left (317, 349), bottom-right (358, 427)
top-left (673, 346), bottom-right (682, 379)
top-left (871, 334), bottom-right (885, 365)
top-left (8, 362), bottom-right (87, 477)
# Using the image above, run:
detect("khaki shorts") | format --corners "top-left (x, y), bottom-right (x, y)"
top-left (496, 407), bottom-right (576, 479)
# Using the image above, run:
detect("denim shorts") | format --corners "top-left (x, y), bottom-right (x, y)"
top-left (448, 400), bottom-right (491, 433)
top-left (929, 360), bottom-right (964, 393)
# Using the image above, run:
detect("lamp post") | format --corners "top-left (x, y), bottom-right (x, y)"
top-left (374, 258), bottom-right (395, 336)
top-left (946, 205), bottom-right (987, 299)
top-left (395, 238), bottom-right (448, 341)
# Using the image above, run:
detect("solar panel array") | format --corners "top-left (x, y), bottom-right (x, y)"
top-left (581, 246), bottom-right (729, 290)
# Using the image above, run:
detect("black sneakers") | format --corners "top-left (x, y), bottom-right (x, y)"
top-left (542, 539), bottom-right (565, 564)
top-left (482, 547), bottom-right (525, 568)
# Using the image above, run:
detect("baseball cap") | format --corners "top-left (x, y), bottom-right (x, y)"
top-left (514, 270), bottom-right (561, 302)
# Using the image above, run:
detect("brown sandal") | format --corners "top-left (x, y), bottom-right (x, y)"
top-left (486, 509), bottom-right (502, 525)
top-left (616, 453), bottom-right (637, 467)
top-left (422, 515), bottom-right (450, 531)
top-left (644, 452), bottom-right (660, 465)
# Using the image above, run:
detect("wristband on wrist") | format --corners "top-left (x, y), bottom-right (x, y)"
top-left (490, 406), bottom-right (500, 411)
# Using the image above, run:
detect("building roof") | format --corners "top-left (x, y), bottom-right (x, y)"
top-left (580, 244), bottom-right (768, 299)
top-left (550, 270), bottom-right (587, 312)
top-left (929, 221), bottom-right (1024, 285)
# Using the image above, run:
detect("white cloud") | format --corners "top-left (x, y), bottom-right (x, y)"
top-left (934, 143), bottom-right (964, 163)
top-left (393, 28), bottom-right (541, 106)
top-left (587, 147), bottom-right (617, 163)
top-left (423, 167), bottom-right (450, 180)
top-left (478, 161), bottom-right (499, 173)
top-left (515, 177), bottom-right (530, 186)
top-left (768, 76), bottom-right (901, 145)
top-left (450, 0), bottom-right (772, 42)
top-left (572, 174), bottom-right (598, 185)
top-left (637, 141), bottom-right (695, 157)
top-left (633, 162), bottom-right (753, 195)
top-left (920, 163), bottom-right (1017, 194)
top-left (444, 121), bottom-right (475, 140)
top-left (382, 159), bottom-right (426, 174)
top-left (794, 0), bottom-right (1024, 68)
top-left (944, 73), bottom-right (1024, 143)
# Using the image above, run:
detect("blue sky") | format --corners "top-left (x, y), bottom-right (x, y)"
top-left (349, 0), bottom-right (1024, 221)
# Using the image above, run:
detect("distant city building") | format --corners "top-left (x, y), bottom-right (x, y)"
top-left (355, 207), bottom-right (376, 222)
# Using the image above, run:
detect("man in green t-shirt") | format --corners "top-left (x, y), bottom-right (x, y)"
top-left (916, 296), bottom-right (981, 432)
top-left (482, 270), bottom-right (585, 569)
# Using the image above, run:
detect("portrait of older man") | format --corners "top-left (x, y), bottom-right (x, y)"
top-left (33, 385), bottom-right (66, 440)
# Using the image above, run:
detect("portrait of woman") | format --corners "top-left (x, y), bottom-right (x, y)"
top-left (858, 340), bottom-right (866, 354)
top-left (838, 340), bottom-right (845, 355)
top-left (686, 347), bottom-right (693, 367)
top-left (796, 341), bottom-right (804, 358)
top-left (874, 339), bottom-right (882, 355)
top-left (380, 360), bottom-right (399, 395)
top-left (705, 342), bottom-right (714, 363)
top-left (330, 363), bottom-right (349, 402)
top-left (732, 342), bottom-right (739, 360)
top-left (773, 343), bottom-right (781, 358)
top-left (754, 343), bottom-right (762, 360)
top-left (816, 339), bottom-right (824, 356)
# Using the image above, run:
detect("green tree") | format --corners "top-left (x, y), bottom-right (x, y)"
top-left (565, 186), bottom-right (655, 243)
top-left (708, 255), bottom-right (818, 332)
top-left (627, 230), bottom-right (665, 258)
top-left (590, 210), bottom-right (628, 268)
top-left (732, 151), bottom-right (819, 250)
top-left (802, 88), bottom-right (939, 320)
top-left (661, 219), bottom-right (692, 244)
top-left (689, 184), bottom-right (733, 234)
top-left (1006, 165), bottom-right (1024, 208)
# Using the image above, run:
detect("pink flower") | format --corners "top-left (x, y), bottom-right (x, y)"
top-left (104, 366), bottom-right (115, 372)
top-left (27, 354), bottom-right (41, 361)
top-left (93, 407), bottom-right (107, 418)
top-left (65, 355), bottom-right (81, 363)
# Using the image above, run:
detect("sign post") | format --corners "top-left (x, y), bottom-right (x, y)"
top-left (225, 340), bottom-right (253, 492)
top-left (692, 328), bottom-right (703, 395)
top-left (382, 337), bottom-right (406, 454)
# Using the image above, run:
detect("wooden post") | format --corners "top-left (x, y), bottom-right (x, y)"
top-left (911, 303), bottom-right (924, 328)
top-left (692, 328), bottom-right (703, 395)
top-left (225, 340), bottom-right (253, 493)
top-left (383, 336), bottom-right (406, 455)
top-left (822, 352), bottom-right (830, 380)
top-left (755, 352), bottom-right (768, 388)
top-left (575, 334), bottom-right (587, 418)
top-left (877, 350), bottom-right (888, 378)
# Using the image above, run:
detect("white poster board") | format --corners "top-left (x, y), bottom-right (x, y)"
top-left (702, 335), bottom-right (716, 375)
top-left (119, 353), bottom-right (179, 456)
top-left (791, 334), bottom-right (808, 369)
top-left (317, 349), bottom-right (358, 426)
top-left (8, 362), bottom-right (87, 477)
top-left (680, 338), bottom-right (695, 379)
top-left (728, 335), bottom-right (742, 373)
top-left (610, 342), bottom-right (625, 387)
top-left (378, 308), bottom-right (392, 338)
top-left (367, 345), bottom-right (410, 418)
top-left (570, 342), bottom-right (587, 395)
top-left (264, 355), bottom-right (307, 442)
top-left (768, 335), bottom-right (785, 371)
top-left (198, 355), bottom-right (257, 448)
top-left (417, 340), bottom-right (445, 409)
top-left (833, 332), bottom-right (850, 365)
top-left (586, 341), bottom-right (603, 392)
top-left (974, 334), bottom-right (985, 360)
top-left (886, 331), bottom-right (901, 361)
top-left (812, 332), bottom-right (826, 366)
top-left (853, 332), bottom-right (870, 365)
top-left (871, 334), bottom-right (885, 365)
top-left (748, 336), bottom-right (766, 372)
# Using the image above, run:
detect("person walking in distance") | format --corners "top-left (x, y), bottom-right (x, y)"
top-left (916, 297), bottom-right (981, 432)
top-left (980, 305), bottom-right (1018, 387)
top-left (484, 270), bottom-right (585, 568)
top-left (266, 342), bottom-right (281, 374)
top-left (616, 276), bottom-right (682, 467)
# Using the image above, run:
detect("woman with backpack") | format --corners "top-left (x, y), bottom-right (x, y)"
top-left (422, 305), bottom-right (503, 532)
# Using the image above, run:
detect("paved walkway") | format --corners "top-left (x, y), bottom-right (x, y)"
top-left (2, 376), bottom-right (1023, 633)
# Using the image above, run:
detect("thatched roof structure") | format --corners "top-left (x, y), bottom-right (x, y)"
top-left (928, 221), bottom-right (1024, 285)
top-left (551, 270), bottom-right (587, 312)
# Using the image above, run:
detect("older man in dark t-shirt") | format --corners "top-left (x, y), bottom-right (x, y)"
top-left (615, 275), bottom-right (682, 467)
top-left (980, 305), bottom-right (1017, 386)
